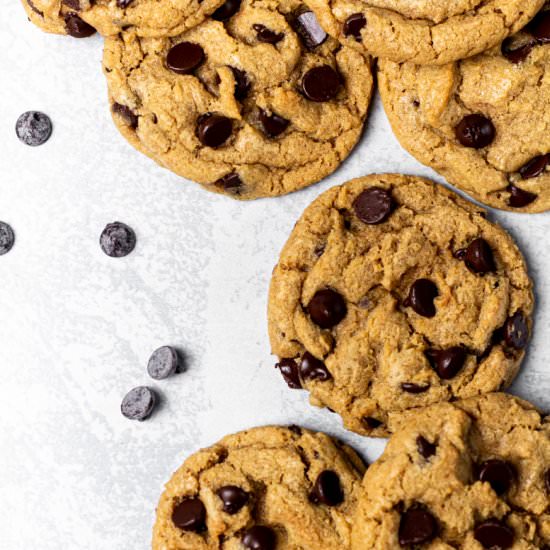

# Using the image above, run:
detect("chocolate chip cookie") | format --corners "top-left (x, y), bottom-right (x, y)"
top-left (102, 0), bottom-right (373, 199)
top-left (152, 425), bottom-right (366, 549)
top-left (379, 5), bottom-right (550, 213)
top-left (268, 174), bottom-right (533, 437)
top-left (352, 393), bottom-right (550, 549)
top-left (305, 0), bottom-right (545, 65)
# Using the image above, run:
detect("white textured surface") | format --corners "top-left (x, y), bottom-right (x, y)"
top-left (1, 4), bottom-right (550, 549)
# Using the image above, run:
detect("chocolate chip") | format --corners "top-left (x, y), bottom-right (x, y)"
top-left (307, 288), bottom-right (347, 329)
top-left (172, 498), bottom-right (207, 532)
top-left (507, 184), bottom-right (538, 208)
top-left (501, 39), bottom-right (533, 63)
top-left (230, 67), bottom-right (250, 101)
top-left (217, 486), bottom-right (249, 514)
top-left (519, 154), bottom-right (549, 179)
top-left (503, 311), bottom-right (529, 349)
top-left (478, 460), bottom-right (516, 495)
top-left (100, 222), bottom-right (136, 258)
top-left (288, 424), bottom-right (302, 435)
top-left (196, 114), bottom-right (233, 148)
top-left (242, 526), bottom-right (276, 550)
top-left (147, 346), bottom-right (180, 380)
top-left (309, 470), bottom-right (343, 506)
top-left (404, 279), bottom-right (438, 318)
top-left (117, 0), bottom-right (134, 6)
top-left (212, 0), bottom-right (241, 21)
top-left (214, 172), bottom-right (242, 193)
top-left (276, 358), bottom-right (302, 389)
top-left (529, 10), bottom-right (550, 43)
top-left (15, 111), bottom-right (52, 146)
top-left (401, 383), bottom-right (430, 394)
top-left (455, 114), bottom-right (495, 149)
top-left (474, 519), bottom-right (514, 549)
top-left (166, 42), bottom-right (205, 74)
top-left (253, 23), bottom-right (284, 44)
top-left (292, 9), bottom-right (327, 50)
top-left (300, 352), bottom-right (331, 381)
top-left (464, 238), bottom-right (496, 274)
top-left (112, 103), bottom-right (138, 129)
top-left (353, 187), bottom-right (395, 224)
top-left (425, 347), bottom-right (467, 380)
top-left (343, 13), bottom-right (366, 40)
top-left (120, 386), bottom-right (156, 421)
top-left (0, 222), bottom-right (15, 256)
top-left (416, 436), bottom-right (436, 459)
top-left (64, 13), bottom-right (96, 37)
top-left (302, 66), bottom-right (341, 102)
top-left (363, 416), bottom-right (383, 429)
top-left (398, 506), bottom-right (437, 546)
top-left (259, 109), bottom-right (289, 137)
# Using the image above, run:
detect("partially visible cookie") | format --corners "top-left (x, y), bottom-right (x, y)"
top-left (305, 0), bottom-right (545, 65)
top-left (102, 0), bottom-right (373, 199)
top-left (153, 425), bottom-right (366, 549)
top-left (378, 5), bottom-right (550, 213)
top-left (268, 174), bottom-right (533, 437)
top-left (352, 393), bottom-right (550, 549)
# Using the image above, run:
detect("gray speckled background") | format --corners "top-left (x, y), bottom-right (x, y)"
top-left (1, 3), bottom-right (549, 548)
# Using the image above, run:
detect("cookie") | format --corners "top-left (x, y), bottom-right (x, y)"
top-left (268, 174), bottom-right (533, 437)
top-left (102, 0), bottom-right (373, 199)
top-left (152, 425), bottom-right (366, 549)
top-left (352, 393), bottom-right (550, 549)
top-left (378, 6), bottom-right (550, 213)
top-left (21, 0), bottom-right (96, 37)
top-left (305, 0), bottom-right (545, 65)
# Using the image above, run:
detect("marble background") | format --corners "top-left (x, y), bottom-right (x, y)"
top-left (1, 3), bottom-right (549, 548)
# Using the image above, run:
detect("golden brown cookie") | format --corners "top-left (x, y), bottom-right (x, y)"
top-left (268, 174), bottom-right (533, 437)
top-left (153, 425), bottom-right (366, 549)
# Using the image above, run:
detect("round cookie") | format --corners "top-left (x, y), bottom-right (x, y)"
top-left (152, 425), bottom-right (367, 549)
top-left (268, 174), bottom-right (533, 437)
top-left (352, 393), bottom-right (550, 549)
top-left (378, 5), bottom-right (550, 213)
top-left (102, 0), bottom-right (373, 199)
top-left (305, 0), bottom-right (545, 65)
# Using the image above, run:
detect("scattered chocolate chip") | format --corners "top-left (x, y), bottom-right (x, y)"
top-left (230, 67), bottom-right (250, 100)
top-left (343, 13), bottom-right (366, 40)
top-left (401, 383), bottom-right (430, 394)
top-left (478, 460), bottom-right (516, 495)
top-left (353, 187), bottom-right (395, 224)
top-left (217, 486), bottom-right (249, 514)
top-left (172, 498), bottom-right (207, 532)
top-left (242, 526), bottom-right (276, 550)
top-left (212, 0), bottom-right (241, 21)
top-left (519, 154), bottom-right (549, 179)
top-left (276, 358), bottom-right (302, 389)
top-left (398, 505), bottom-right (437, 546)
top-left (528, 10), bottom-right (550, 43)
top-left (214, 172), bottom-right (242, 192)
top-left (121, 386), bottom-right (156, 421)
top-left (62, 0), bottom-right (81, 8)
top-left (112, 103), bottom-right (138, 129)
top-left (166, 42), bottom-right (205, 74)
top-left (363, 416), bottom-right (383, 429)
top-left (259, 109), bottom-right (289, 137)
top-left (288, 424), bottom-right (302, 435)
top-left (292, 8), bottom-right (327, 50)
top-left (100, 222), bottom-right (136, 258)
top-left (501, 39), bottom-right (533, 63)
top-left (309, 470), bottom-right (343, 506)
top-left (464, 238), bottom-right (496, 274)
top-left (300, 352), bottom-right (331, 381)
top-left (302, 65), bottom-right (341, 102)
top-left (416, 436), bottom-right (436, 459)
top-left (0, 222), bottom-right (15, 255)
top-left (503, 311), bottom-right (529, 350)
top-left (307, 288), bottom-right (347, 329)
top-left (196, 114), bottom-right (233, 148)
top-left (15, 111), bottom-right (52, 146)
top-left (474, 519), bottom-right (514, 549)
top-left (455, 114), bottom-right (495, 149)
top-left (404, 279), bottom-right (438, 318)
top-left (425, 347), bottom-right (467, 380)
top-left (253, 23), bottom-right (284, 44)
top-left (64, 13), bottom-right (96, 37)
top-left (507, 184), bottom-right (538, 207)
top-left (147, 346), bottom-right (180, 380)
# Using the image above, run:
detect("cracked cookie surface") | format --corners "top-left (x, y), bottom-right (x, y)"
top-left (352, 393), bottom-right (550, 549)
top-left (378, 5), bottom-right (550, 213)
top-left (268, 175), bottom-right (533, 437)
top-left (152, 425), bottom-right (366, 549)
top-left (305, 0), bottom-right (545, 65)
top-left (102, 0), bottom-right (373, 199)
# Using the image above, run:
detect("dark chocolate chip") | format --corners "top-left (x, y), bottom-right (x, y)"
top-left (253, 23), bottom-right (284, 44)
top-left (478, 460), bottom-right (516, 495)
top-left (259, 109), bottom-right (290, 137)
top-left (230, 67), bottom-right (250, 101)
top-left (529, 10), bottom-right (550, 43)
top-left (398, 506), bottom-right (437, 546)
top-left (117, 0), bottom-right (134, 6)
top-left (401, 383), bottom-right (430, 394)
top-left (474, 519), bottom-right (514, 549)
top-left (307, 288), bottom-right (347, 329)
top-left (455, 114), bottom-right (495, 149)
top-left (416, 436), bottom-right (436, 459)
top-left (147, 346), bottom-right (180, 380)
top-left (212, 0), bottom-right (241, 21)
top-left (64, 13), bottom-right (96, 38)
top-left (242, 526), bottom-right (276, 550)
top-left (112, 103), bottom-right (138, 129)
top-left (302, 65), bottom-right (341, 102)
top-left (464, 238), bottom-right (496, 274)
top-left (100, 222), bottom-right (136, 258)
top-left (196, 114), bottom-right (233, 148)
top-left (166, 42), bottom-right (205, 74)
top-left (217, 485), bottom-right (249, 514)
top-left (363, 416), bottom-right (383, 429)
top-left (404, 279), bottom-right (438, 318)
top-left (120, 386), bottom-right (156, 421)
top-left (276, 358), bottom-right (302, 389)
top-left (503, 311), bottom-right (529, 350)
top-left (292, 9), bottom-right (327, 50)
top-left (172, 498), bottom-right (207, 532)
top-left (519, 154), bottom-right (549, 179)
top-left (288, 424), bottom-right (302, 435)
top-left (300, 352), bottom-right (331, 381)
top-left (501, 39), bottom-right (534, 63)
top-left (343, 13), bottom-right (366, 40)
top-left (0, 222), bottom-right (15, 256)
top-left (507, 184), bottom-right (538, 207)
top-left (15, 111), bottom-right (52, 146)
top-left (353, 187), bottom-right (395, 224)
top-left (214, 172), bottom-right (243, 192)
top-left (425, 347), bottom-right (467, 380)
top-left (309, 470), bottom-right (343, 506)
